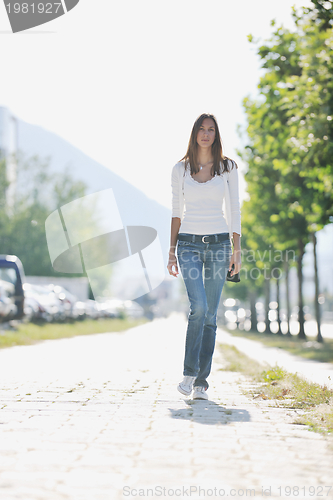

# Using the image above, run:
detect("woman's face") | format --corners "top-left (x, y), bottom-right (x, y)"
top-left (196, 118), bottom-right (216, 149)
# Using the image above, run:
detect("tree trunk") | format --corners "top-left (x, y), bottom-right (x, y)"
top-left (264, 278), bottom-right (271, 334)
top-left (284, 252), bottom-right (291, 336)
top-left (297, 238), bottom-right (306, 340)
top-left (249, 290), bottom-right (257, 332)
top-left (276, 276), bottom-right (282, 335)
top-left (312, 232), bottom-right (323, 343)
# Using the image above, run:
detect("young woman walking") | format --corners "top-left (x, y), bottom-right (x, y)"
top-left (167, 113), bottom-right (242, 400)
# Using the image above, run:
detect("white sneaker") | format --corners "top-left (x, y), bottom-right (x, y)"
top-left (177, 376), bottom-right (196, 396)
top-left (192, 386), bottom-right (208, 400)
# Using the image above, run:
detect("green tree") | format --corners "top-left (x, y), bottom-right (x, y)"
top-left (240, 3), bottom-right (333, 340)
top-left (1, 153), bottom-right (88, 277)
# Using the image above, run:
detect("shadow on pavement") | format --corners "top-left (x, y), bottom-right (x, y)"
top-left (168, 401), bottom-right (250, 425)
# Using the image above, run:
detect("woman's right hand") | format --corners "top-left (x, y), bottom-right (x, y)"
top-left (167, 254), bottom-right (179, 277)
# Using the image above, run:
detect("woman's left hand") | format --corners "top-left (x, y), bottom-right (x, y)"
top-left (229, 249), bottom-right (241, 277)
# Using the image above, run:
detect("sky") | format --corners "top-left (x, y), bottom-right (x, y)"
top-left (0, 0), bottom-right (313, 210)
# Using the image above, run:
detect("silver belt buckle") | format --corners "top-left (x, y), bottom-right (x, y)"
top-left (202, 235), bottom-right (209, 243)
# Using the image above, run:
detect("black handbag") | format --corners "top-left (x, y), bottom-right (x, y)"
top-left (227, 264), bottom-right (240, 282)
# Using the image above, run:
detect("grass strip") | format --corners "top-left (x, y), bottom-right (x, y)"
top-left (218, 323), bottom-right (333, 363)
top-left (0, 317), bottom-right (149, 349)
top-left (218, 343), bottom-right (333, 436)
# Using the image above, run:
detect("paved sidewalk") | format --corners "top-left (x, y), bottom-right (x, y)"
top-left (0, 313), bottom-right (332, 500)
top-left (216, 326), bottom-right (333, 389)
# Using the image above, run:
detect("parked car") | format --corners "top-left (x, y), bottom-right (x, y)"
top-left (0, 255), bottom-right (25, 321)
top-left (123, 300), bottom-right (144, 319)
top-left (72, 300), bottom-right (86, 320)
top-left (46, 284), bottom-right (78, 320)
top-left (101, 298), bottom-right (126, 318)
top-left (0, 280), bottom-right (17, 320)
top-left (23, 283), bottom-right (64, 322)
top-left (95, 300), bottom-right (113, 318)
top-left (23, 292), bottom-right (40, 322)
top-left (83, 299), bottom-right (101, 319)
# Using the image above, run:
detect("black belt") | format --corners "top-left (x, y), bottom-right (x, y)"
top-left (178, 233), bottom-right (229, 244)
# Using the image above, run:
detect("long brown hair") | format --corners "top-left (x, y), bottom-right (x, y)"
top-left (179, 113), bottom-right (238, 176)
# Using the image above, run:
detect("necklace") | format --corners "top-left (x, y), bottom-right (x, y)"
top-left (198, 159), bottom-right (214, 171)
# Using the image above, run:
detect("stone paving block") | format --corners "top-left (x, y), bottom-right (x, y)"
top-left (0, 314), bottom-right (333, 499)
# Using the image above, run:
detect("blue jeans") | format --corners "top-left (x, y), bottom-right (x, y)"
top-left (176, 233), bottom-right (232, 390)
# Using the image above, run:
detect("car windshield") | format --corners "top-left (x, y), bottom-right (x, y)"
top-left (0, 268), bottom-right (17, 285)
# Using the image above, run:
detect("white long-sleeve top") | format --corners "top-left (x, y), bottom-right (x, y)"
top-left (171, 160), bottom-right (242, 238)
